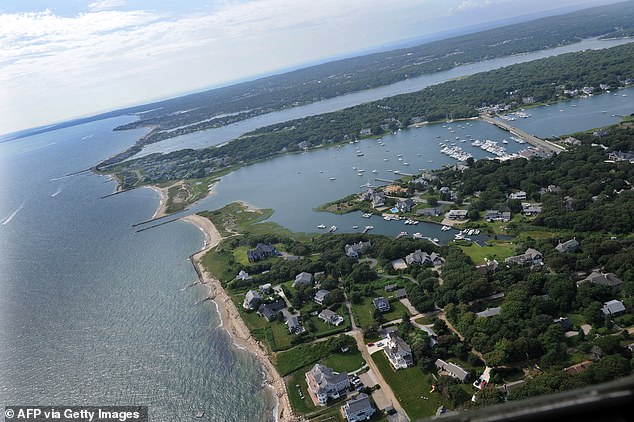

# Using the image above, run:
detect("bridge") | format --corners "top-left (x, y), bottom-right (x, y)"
top-left (480, 115), bottom-right (566, 154)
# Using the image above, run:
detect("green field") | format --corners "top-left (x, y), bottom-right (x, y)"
top-left (287, 367), bottom-right (316, 415)
top-left (352, 296), bottom-right (410, 330)
top-left (371, 352), bottom-right (443, 420)
top-left (459, 242), bottom-right (515, 265)
top-left (321, 349), bottom-right (365, 373)
top-left (275, 336), bottom-right (353, 376)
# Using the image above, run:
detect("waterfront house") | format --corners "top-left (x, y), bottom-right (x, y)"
top-left (504, 248), bottom-right (543, 266)
top-left (243, 290), bottom-right (262, 310)
top-left (601, 300), bottom-right (626, 317)
top-left (257, 299), bottom-right (286, 321)
top-left (416, 207), bottom-right (441, 217)
top-left (293, 272), bottom-right (314, 288)
top-left (371, 192), bottom-right (386, 208)
top-left (318, 309), bottom-right (344, 326)
top-left (384, 331), bottom-right (414, 369)
top-left (576, 271), bottom-right (622, 288)
top-left (373, 297), bottom-right (390, 312)
top-left (405, 249), bottom-right (444, 266)
top-left (247, 243), bottom-right (279, 262)
top-left (485, 210), bottom-right (511, 222)
top-left (509, 191), bottom-right (527, 200)
top-left (314, 289), bottom-right (330, 305)
top-left (476, 307), bottom-right (501, 318)
top-left (556, 238), bottom-right (580, 253)
top-left (306, 364), bottom-right (350, 404)
top-left (342, 393), bottom-right (375, 422)
top-left (446, 209), bottom-right (468, 220)
top-left (396, 198), bottom-right (414, 213)
top-left (287, 315), bottom-right (304, 334)
top-left (345, 241), bottom-right (371, 259)
top-left (435, 359), bottom-right (469, 382)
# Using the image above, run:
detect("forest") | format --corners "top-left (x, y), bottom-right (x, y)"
top-left (107, 2), bottom-right (634, 146)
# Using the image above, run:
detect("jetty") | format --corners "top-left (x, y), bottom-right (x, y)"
top-left (480, 114), bottom-right (565, 154)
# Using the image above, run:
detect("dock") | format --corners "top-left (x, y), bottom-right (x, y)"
top-left (480, 115), bottom-right (565, 154)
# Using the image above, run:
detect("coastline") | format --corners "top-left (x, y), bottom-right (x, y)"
top-left (180, 214), bottom-right (294, 422)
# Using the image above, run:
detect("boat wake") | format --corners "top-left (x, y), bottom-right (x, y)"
top-left (51, 185), bottom-right (62, 198)
top-left (1, 201), bottom-right (26, 226)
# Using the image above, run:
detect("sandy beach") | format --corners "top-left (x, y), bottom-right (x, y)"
top-left (181, 214), bottom-right (295, 422)
top-left (146, 185), bottom-right (170, 219)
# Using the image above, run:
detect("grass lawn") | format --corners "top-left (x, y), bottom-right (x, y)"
top-left (371, 352), bottom-right (443, 420)
top-left (232, 246), bottom-right (250, 266)
top-left (270, 320), bottom-right (294, 350)
top-left (287, 367), bottom-right (317, 415)
top-left (308, 314), bottom-right (351, 339)
top-left (414, 315), bottom-right (438, 326)
top-left (459, 242), bottom-right (515, 265)
top-left (517, 230), bottom-right (557, 240)
top-left (275, 336), bottom-right (351, 376)
top-left (352, 296), bottom-right (410, 330)
top-left (200, 248), bottom-right (235, 284)
top-left (321, 349), bottom-right (365, 373)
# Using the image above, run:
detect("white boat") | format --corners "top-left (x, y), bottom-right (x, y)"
top-left (352, 225), bottom-right (359, 229)
top-left (329, 177), bottom-right (336, 180)
top-left (372, 169), bottom-right (378, 173)
top-left (397, 231), bottom-right (408, 238)
top-left (362, 213), bottom-right (372, 218)
top-left (317, 224), bottom-right (326, 229)
top-left (412, 232), bottom-right (423, 239)
top-left (441, 226), bottom-right (451, 231)
top-left (363, 225), bottom-right (374, 233)
top-left (329, 225), bottom-right (337, 232)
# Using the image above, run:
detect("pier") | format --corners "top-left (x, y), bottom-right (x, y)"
top-left (480, 115), bottom-right (566, 154)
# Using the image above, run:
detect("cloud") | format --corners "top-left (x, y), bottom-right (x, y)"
top-left (449, 0), bottom-right (513, 13)
top-left (88, 0), bottom-right (127, 12)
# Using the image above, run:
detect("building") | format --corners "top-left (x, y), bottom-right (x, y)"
top-left (522, 203), bottom-right (542, 215)
top-left (553, 317), bottom-right (572, 331)
top-left (293, 272), bottom-right (313, 288)
top-left (314, 289), bottom-right (330, 304)
top-left (504, 248), bottom-right (543, 266)
top-left (236, 270), bottom-right (252, 281)
top-left (243, 290), bottom-right (262, 310)
top-left (416, 207), bottom-right (441, 217)
top-left (405, 249), bottom-right (444, 266)
top-left (577, 271), bottom-right (623, 288)
top-left (435, 359), bottom-right (469, 382)
top-left (373, 297), bottom-right (390, 312)
top-left (247, 243), bottom-right (278, 262)
top-left (257, 299), bottom-right (286, 321)
top-left (446, 209), bottom-right (468, 220)
top-left (556, 238), bottom-right (580, 253)
top-left (287, 315), bottom-right (304, 334)
top-left (384, 284), bottom-right (399, 292)
top-left (384, 331), bottom-right (414, 369)
top-left (305, 364), bottom-right (350, 404)
top-left (485, 210), bottom-right (511, 222)
top-left (509, 191), bottom-right (527, 200)
top-left (396, 198), bottom-right (414, 213)
top-left (476, 307), bottom-right (501, 318)
top-left (601, 300), bottom-right (626, 316)
top-left (419, 325), bottom-right (438, 347)
top-left (394, 288), bottom-right (407, 299)
top-left (318, 309), bottom-right (344, 326)
top-left (342, 393), bottom-right (375, 422)
top-left (476, 259), bottom-right (499, 275)
top-left (258, 283), bottom-right (272, 294)
top-left (345, 241), bottom-right (371, 259)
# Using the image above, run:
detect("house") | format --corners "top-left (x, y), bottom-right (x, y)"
top-left (509, 191), bottom-right (527, 200)
top-left (577, 271), bottom-right (622, 288)
top-left (435, 359), bottom-right (469, 382)
top-left (373, 297), bottom-right (390, 312)
top-left (553, 317), bottom-right (572, 331)
top-left (522, 202), bottom-right (542, 215)
top-left (556, 238), bottom-right (579, 253)
top-left (236, 270), bottom-right (252, 281)
top-left (419, 325), bottom-right (438, 347)
top-left (405, 249), bottom-right (444, 266)
top-left (485, 210), bottom-right (511, 222)
top-left (394, 288), bottom-right (407, 299)
top-left (384, 284), bottom-right (399, 292)
top-left (396, 198), bottom-right (414, 213)
top-left (247, 243), bottom-right (278, 262)
top-left (314, 289), bottom-right (330, 305)
top-left (476, 307), bottom-right (501, 318)
top-left (476, 259), bottom-right (499, 275)
top-left (563, 360), bottom-right (593, 375)
top-left (258, 283), bottom-right (272, 294)
top-left (318, 309), bottom-right (344, 326)
top-left (293, 272), bottom-right (313, 288)
top-left (257, 299), bottom-right (286, 321)
top-left (607, 151), bottom-right (634, 164)
top-left (243, 290), bottom-right (262, 310)
top-left (416, 207), bottom-right (441, 217)
top-left (384, 331), bottom-right (414, 369)
top-left (601, 300), bottom-right (626, 316)
top-left (446, 209), bottom-right (468, 220)
top-left (305, 364), bottom-right (350, 404)
top-left (345, 241), bottom-right (371, 259)
top-left (342, 393), bottom-right (375, 422)
top-left (287, 315), bottom-right (304, 334)
top-left (504, 248), bottom-right (543, 266)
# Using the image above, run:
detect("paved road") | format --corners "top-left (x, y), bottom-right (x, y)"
top-left (344, 298), bottom-right (410, 421)
top-left (480, 114), bottom-right (566, 154)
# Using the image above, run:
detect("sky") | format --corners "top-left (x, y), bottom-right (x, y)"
top-left (0, 0), bottom-right (622, 134)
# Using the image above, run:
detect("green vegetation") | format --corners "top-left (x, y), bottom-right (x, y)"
top-left (275, 335), bottom-right (356, 376)
top-left (459, 242), bottom-right (516, 265)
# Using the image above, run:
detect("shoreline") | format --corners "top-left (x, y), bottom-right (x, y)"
top-left (180, 214), bottom-right (294, 422)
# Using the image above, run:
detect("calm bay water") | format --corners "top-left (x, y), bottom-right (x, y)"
top-left (0, 117), bottom-right (275, 421)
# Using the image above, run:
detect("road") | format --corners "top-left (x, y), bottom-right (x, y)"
top-left (344, 298), bottom-right (411, 421)
top-left (480, 114), bottom-right (566, 154)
